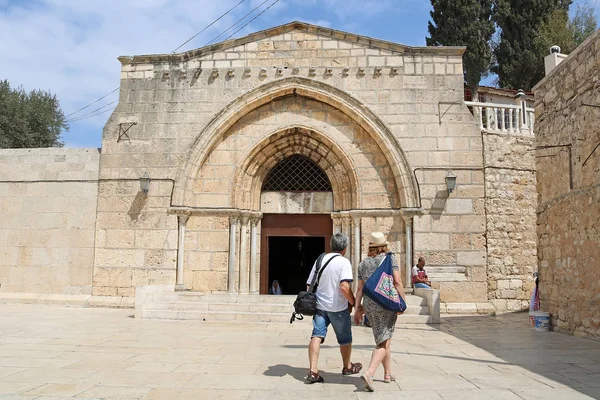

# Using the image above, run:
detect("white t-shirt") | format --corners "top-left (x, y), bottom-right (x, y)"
top-left (306, 253), bottom-right (353, 312)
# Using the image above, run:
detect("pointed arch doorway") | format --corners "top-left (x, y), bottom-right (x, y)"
top-left (259, 155), bottom-right (334, 295)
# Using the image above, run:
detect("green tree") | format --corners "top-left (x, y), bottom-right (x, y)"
top-left (492, 0), bottom-right (572, 91)
top-left (0, 80), bottom-right (67, 148)
top-left (535, 8), bottom-right (577, 57)
top-left (534, 3), bottom-right (597, 75)
top-left (570, 3), bottom-right (597, 46)
top-left (426, 0), bottom-right (495, 100)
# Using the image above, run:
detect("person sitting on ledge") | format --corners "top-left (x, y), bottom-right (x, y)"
top-left (412, 257), bottom-right (431, 289)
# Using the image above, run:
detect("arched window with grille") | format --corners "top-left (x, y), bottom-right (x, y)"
top-left (262, 155), bottom-right (332, 192)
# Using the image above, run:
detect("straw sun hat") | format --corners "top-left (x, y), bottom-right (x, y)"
top-left (368, 232), bottom-right (389, 247)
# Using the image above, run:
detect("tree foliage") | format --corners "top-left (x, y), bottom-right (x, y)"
top-left (492, 0), bottom-right (573, 91)
top-left (536, 3), bottom-right (598, 61)
top-left (536, 8), bottom-right (577, 57)
top-left (426, 0), bottom-right (495, 98)
top-left (0, 80), bottom-right (67, 148)
top-left (570, 3), bottom-right (598, 46)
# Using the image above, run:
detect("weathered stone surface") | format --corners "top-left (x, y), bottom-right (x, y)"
top-left (0, 149), bottom-right (99, 295)
top-left (533, 29), bottom-right (600, 338)
top-left (483, 133), bottom-right (537, 313)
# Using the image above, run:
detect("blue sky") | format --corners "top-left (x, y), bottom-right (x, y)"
top-left (0, 0), bottom-right (597, 148)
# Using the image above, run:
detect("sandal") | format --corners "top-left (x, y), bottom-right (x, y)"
top-left (384, 374), bottom-right (396, 383)
top-left (361, 372), bottom-right (375, 392)
top-left (342, 362), bottom-right (363, 375)
top-left (305, 371), bottom-right (324, 384)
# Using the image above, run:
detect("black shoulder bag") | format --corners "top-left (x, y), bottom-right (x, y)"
top-left (290, 253), bottom-right (340, 324)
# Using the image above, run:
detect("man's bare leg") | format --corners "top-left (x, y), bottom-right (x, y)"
top-left (309, 337), bottom-right (322, 373)
top-left (339, 343), bottom-right (352, 369)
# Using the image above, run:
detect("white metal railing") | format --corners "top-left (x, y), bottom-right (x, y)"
top-left (465, 101), bottom-right (535, 136)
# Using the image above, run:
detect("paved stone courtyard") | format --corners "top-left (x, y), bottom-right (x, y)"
top-left (0, 305), bottom-right (599, 399)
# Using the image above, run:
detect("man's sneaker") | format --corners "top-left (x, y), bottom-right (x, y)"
top-left (305, 371), bottom-right (324, 384)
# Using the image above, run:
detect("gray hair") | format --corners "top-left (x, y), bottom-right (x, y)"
top-left (330, 233), bottom-right (348, 252)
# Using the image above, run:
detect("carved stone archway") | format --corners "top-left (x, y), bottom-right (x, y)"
top-left (172, 77), bottom-right (418, 209)
top-left (232, 126), bottom-right (360, 211)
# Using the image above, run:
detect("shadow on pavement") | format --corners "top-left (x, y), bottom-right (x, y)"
top-left (436, 312), bottom-right (600, 398)
top-left (263, 363), bottom-right (363, 390)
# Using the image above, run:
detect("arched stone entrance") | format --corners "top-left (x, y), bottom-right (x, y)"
top-left (171, 79), bottom-right (418, 293)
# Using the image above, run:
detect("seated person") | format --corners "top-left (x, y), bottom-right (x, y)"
top-left (269, 280), bottom-right (282, 295)
top-left (412, 257), bottom-right (431, 289)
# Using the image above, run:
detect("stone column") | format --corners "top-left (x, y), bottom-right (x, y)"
top-left (404, 217), bottom-right (413, 289)
top-left (228, 216), bottom-right (238, 294)
top-left (352, 216), bottom-right (361, 290)
top-left (249, 217), bottom-right (259, 294)
top-left (342, 216), bottom-right (352, 261)
top-left (239, 217), bottom-right (249, 294)
top-left (175, 213), bottom-right (189, 291)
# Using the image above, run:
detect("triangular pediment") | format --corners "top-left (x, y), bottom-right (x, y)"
top-left (122, 21), bottom-right (464, 64)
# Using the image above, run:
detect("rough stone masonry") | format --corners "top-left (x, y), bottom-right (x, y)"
top-left (533, 29), bottom-right (600, 338)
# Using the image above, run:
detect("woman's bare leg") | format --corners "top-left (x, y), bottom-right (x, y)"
top-left (367, 339), bottom-right (389, 376)
top-left (382, 338), bottom-right (392, 376)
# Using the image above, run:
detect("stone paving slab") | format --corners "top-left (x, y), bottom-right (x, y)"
top-left (0, 305), bottom-right (599, 399)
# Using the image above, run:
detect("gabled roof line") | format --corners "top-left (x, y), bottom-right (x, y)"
top-left (119, 21), bottom-right (465, 65)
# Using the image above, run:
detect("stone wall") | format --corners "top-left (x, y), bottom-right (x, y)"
top-left (413, 166), bottom-right (488, 306)
top-left (533, 29), bottom-right (600, 338)
top-left (484, 134), bottom-right (537, 313)
top-left (100, 23), bottom-right (485, 298)
top-left (0, 148), bottom-right (99, 295)
top-left (93, 179), bottom-right (177, 297)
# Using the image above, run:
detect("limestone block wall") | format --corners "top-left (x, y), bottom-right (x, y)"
top-left (0, 148), bottom-right (99, 295)
top-left (184, 215), bottom-right (231, 292)
top-left (97, 23), bottom-right (486, 298)
top-left (483, 134), bottom-right (537, 313)
top-left (533, 30), bottom-right (600, 337)
top-left (93, 179), bottom-right (177, 297)
top-left (413, 166), bottom-right (487, 305)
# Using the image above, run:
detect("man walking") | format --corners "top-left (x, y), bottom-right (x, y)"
top-left (305, 233), bottom-right (362, 383)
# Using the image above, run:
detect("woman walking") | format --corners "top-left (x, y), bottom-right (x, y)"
top-left (354, 232), bottom-right (406, 392)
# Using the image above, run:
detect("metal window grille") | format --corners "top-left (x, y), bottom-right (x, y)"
top-left (262, 155), bottom-right (332, 191)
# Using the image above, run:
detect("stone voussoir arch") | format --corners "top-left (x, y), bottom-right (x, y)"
top-left (232, 126), bottom-right (360, 211)
top-left (173, 76), bottom-right (419, 208)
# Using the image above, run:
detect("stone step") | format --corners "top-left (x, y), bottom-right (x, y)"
top-left (150, 293), bottom-right (428, 307)
top-left (145, 301), bottom-right (430, 315)
top-left (140, 309), bottom-right (434, 324)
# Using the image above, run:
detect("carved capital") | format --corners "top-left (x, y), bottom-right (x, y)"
top-left (177, 213), bottom-right (190, 226)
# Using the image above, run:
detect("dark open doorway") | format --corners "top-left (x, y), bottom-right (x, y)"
top-left (267, 236), bottom-right (325, 295)
top-left (260, 214), bottom-right (333, 294)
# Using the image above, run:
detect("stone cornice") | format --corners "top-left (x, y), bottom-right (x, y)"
top-left (168, 207), bottom-right (262, 219)
top-left (118, 21), bottom-right (465, 65)
top-left (332, 208), bottom-right (425, 219)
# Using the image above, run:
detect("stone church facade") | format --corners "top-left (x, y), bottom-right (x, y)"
top-left (0, 22), bottom-right (537, 313)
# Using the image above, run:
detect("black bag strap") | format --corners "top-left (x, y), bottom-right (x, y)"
top-left (307, 252), bottom-right (326, 291)
top-left (309, 253), bottom-right (341, 293)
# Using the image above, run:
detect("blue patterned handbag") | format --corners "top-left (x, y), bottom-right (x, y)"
top-left (362, 252), bottom-right (407, 312)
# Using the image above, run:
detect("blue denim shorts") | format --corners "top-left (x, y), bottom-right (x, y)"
top-left (311, 309), bottom-right (352, 346)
